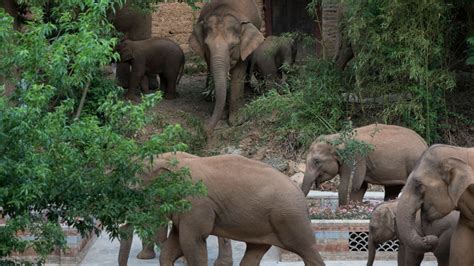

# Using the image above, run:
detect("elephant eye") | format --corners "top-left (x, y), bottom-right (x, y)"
top-left (313, 158), bottom-right (321, 165)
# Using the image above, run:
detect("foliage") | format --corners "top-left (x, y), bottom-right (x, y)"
top-left (309, 201), bottom-right (375, 220)
top-left (0, 0), bottom-right (205, 262)
top-left (244, 58), bottom-right (346, 152)
top-left (344, 0), bottom-right (456, 144)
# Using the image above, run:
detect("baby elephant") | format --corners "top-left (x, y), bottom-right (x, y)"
top-left (250, 35), bottom-right (297, 89)
top-left (117, 37), bottom-right (185, 100)
top-left (368, 201), bottom-right (458, 266)
top-left (118, 152), bottom-right (325, 266)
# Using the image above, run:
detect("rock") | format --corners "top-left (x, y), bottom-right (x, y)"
top-left (220, 146), bottom-right (248, 157)
top-left (288, 161), bottom-right (307, 174)
top-left (297, 162), bottom-right (306, 173)
top-left (263, 156), bottom-right (288, 172)
top-left (290, 172), bottom-right (304, 187)
top-left (251, 146), bottom-right (267, 160)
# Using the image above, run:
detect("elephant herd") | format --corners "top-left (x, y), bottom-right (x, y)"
top-left (116, 122), bottom-right (474, 266)
top-left (114, 0), bottom-right (296, 136)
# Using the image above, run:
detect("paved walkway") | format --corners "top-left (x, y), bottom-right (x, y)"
top-left (80, 233), bottom-right (436, 266)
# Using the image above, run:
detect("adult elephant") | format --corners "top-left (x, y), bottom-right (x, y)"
top-left (118, 152), bottom-right (325, 266)
top-left (396, 144), bottom-right (474, 266)
top-left (302, 124), bottom-right (428, 206)
top-left (189, 0), bottom-right (265, 134)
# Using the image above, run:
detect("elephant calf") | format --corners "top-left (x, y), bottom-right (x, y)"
top-left (368, 201), bottom-right (458, 266)
top-left (302, 124), bottom-right (428, 206)
top-left (250, 35), bottom-right (297, 89)
top-left (118, 152), bottom-right (325, 266)
top-left (117, 37), bottom-right (185, 100)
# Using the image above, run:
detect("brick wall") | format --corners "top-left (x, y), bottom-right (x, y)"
top-left (151, 1), bottom-right (266, 54)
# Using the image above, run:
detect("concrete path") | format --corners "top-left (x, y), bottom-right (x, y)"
top-left (80, 233), bottom-right (436, 266)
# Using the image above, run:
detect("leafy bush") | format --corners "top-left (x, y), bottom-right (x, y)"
top-left (344, 0), bottom-right (456, 143)
top-left (244, 59), bottom-right (346, 152)
top-left (0, 0), bottom-right (205, 261)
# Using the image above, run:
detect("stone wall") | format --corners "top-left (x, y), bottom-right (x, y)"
top-left (151, 1), bottom-right (266, 54)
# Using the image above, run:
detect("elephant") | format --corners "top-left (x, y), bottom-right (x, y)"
top-left (116, 37), bottom-right (185, 100)
top-left (189, 0), bottom-right (265, 135)
top-left (302, 124), bottom-right (428, 206)
top-left (118, 152), bottom-right (325, 266)
top-left (109, 1), bottom-right (159, 92)
top-left (396, 144), bottom-right (474, 266)
top-left (367, 200), bottom-right (458, 266)
top-left (250, 35), bottom-right (297, 89)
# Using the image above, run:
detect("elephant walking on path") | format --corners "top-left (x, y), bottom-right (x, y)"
top-left (189, 0), bottom-right (265, 135)
top-left (118, 152), bottom-right (325, 266)
top-left (302, 124), bottom-right (428, 206)
top-left (396, 144), bottom-right (474, 266)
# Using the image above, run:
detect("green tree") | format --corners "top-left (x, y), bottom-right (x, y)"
top-left (0, 0), bottom-right (204, 262)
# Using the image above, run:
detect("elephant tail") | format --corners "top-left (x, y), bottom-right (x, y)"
top-left (176, 57), bottom-right (185, 85)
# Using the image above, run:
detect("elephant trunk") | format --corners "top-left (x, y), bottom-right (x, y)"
top-left (301, 171), bottom-right (318, 196)
top-left (206, 48), bottom-right (230, 133)
top-left (366, 234), bottom-right (376, 266)
top-left (396, 181), bottom-right (439, 252)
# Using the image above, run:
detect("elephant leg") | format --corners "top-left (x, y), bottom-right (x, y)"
top-left (159, 225), bottom-right (183, 266)
top-left (139, 75), bottom-right (149, 95)
top-left (351, 181), bottom-right (368, 202)
top-left (178, 203), bottom-right (215, 266)
top-left (116, 62), bottom-right (131, 88)
top-left (164, 73), bottom-right (178, 100)
top-left (384, 185), bottom-right (404, 201)
top-left (449, 217), bottom-right (474, 266)
top-left (159, 75), bottom-right (169, 98)
top-left (147, 73), bottom-right (159, 91)
top-left (228, 61), bottom-right (247, 126)
top-left (214, 237), bottom-right (233, 266)
top-left (136, 239), bottom-right (155, 260)
top-left (403, 248), bottom-right (424, 266)
top-left (118, 223), bottom-right (133, 266)
top-left (272, 216), bottom-right (325, 265)
top-left (239, 243), bottom-right (271, 266)
top-left (397, 242), bottom-right (406, 266)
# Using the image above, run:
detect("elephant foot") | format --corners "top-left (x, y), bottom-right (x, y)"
top-left (136, 249), bottom-right (156, 260)
top-left (214, 258), bottom-right (233, 266)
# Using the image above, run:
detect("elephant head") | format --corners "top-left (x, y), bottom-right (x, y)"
top-left (116, 39), bottom-right (135, 62)
top-left (189, 13), bottom-right (264, 133)
top-left (301, 137), bottom-right (341, 196)
top-left (396, 144), bottom-right (474, 252)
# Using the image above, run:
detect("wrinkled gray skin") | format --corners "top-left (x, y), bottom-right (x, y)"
top-left (110, 1), bottom-right (158, 93)
top-left (302, 124), bottom-right (428, 206)
top-left (250, 35), bottom-right (297, 89)
top-left (117, 38), bottom-right (185, 100)
top-left (118, 152), bottom-right (325, 266)
top-left (396, 144), bottom-right (474, 266)
top-left (189, 0), bottom-right (265, 135)
top-left (123, 152), bottom-right (233, 265)
top-left (367, 201), bottom-right (458, 266)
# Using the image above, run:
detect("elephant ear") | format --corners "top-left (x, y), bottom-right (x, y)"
top-left (440, 157), bottom-right (474, 206)
top-left (141, 158), bottom-right (173, 187)
top-left (240, 22), bottom-right (264, 61)
top-left (189, 21), bottom-right (205, 57)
